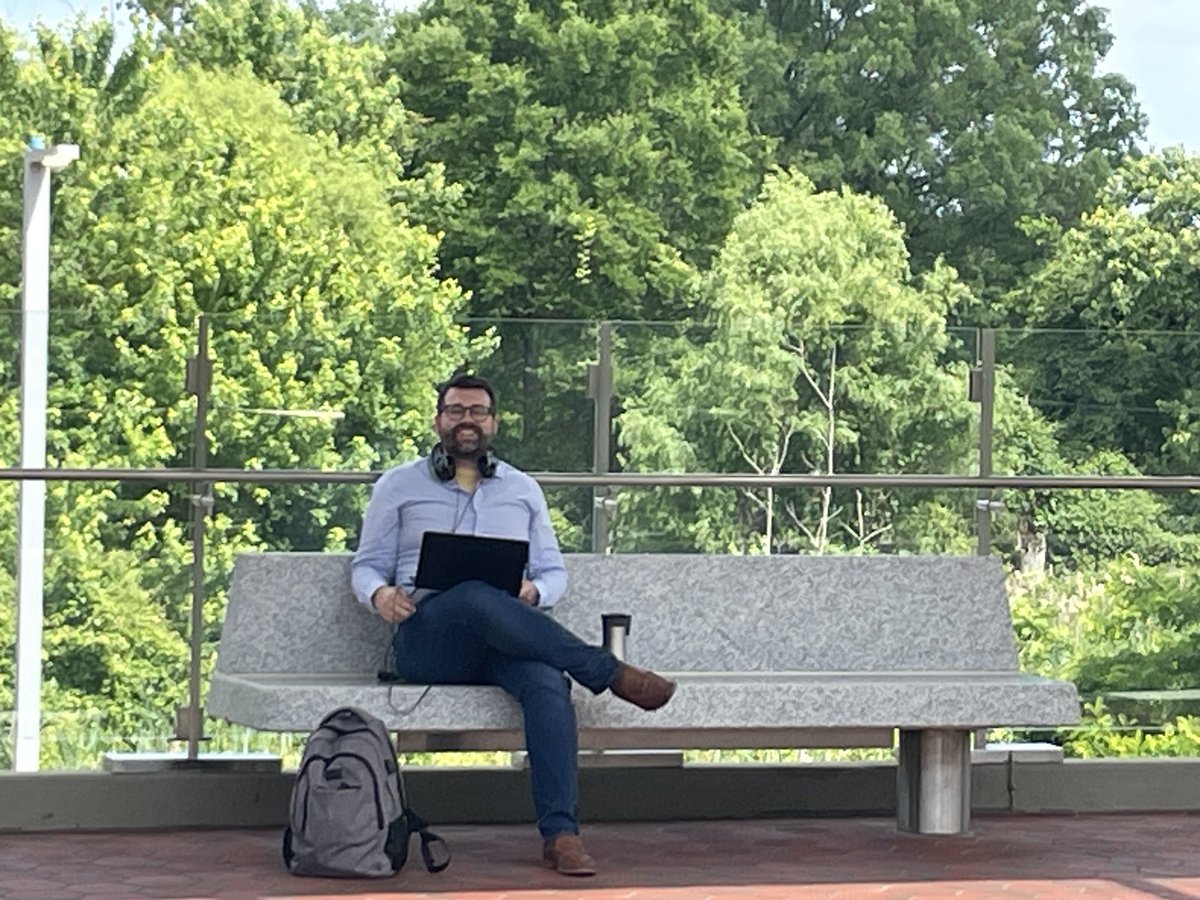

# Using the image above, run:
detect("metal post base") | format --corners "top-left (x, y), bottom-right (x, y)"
top-left (897, 729), bottom-right (971, 835)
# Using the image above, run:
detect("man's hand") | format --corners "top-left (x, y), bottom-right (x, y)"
top-left (372, 585), bottom-right (416, 623)
top-left (518, 579), bottom-right (540, 606)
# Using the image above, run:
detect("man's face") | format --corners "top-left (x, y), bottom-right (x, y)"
top-left (434, 386), bottom-right (497, 458)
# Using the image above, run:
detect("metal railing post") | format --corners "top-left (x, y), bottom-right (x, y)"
top-left (974, 328), bottom-right (997, 557)
top-left (178, 315), bottom-right (213, 760)
top-left (972, 328), bottom-right (997, 752)
top-left (587, 322), bottom-right (615, 553)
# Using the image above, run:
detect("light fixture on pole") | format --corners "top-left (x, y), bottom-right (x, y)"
top-left (13, 137), bottom-right (79, 772)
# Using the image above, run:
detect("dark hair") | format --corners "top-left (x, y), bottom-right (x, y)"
top-left (437, 373), bottom-right (497, 411)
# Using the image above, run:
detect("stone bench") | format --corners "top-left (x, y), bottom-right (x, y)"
top-left (208, 553), bottom-right (1079, 834)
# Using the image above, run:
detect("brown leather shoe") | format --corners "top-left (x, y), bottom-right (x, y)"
top-left (609, 662), bottom-right (677, 711)
top-left (542, 833), bottom-right (597, 876)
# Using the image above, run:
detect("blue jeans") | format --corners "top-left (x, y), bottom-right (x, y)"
top-left (390, 580), bottom-right (621, 840)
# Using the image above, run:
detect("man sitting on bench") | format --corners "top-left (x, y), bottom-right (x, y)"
top-left (352, 373), bottom-right (676, 877)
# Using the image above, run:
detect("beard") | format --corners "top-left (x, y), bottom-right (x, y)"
top-left (440, 423), bottom-right (491, 458)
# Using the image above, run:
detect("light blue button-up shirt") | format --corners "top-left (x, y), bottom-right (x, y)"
top-left (351, 457), bottom-right (568, 610)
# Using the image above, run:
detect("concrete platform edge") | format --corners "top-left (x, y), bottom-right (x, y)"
top-left (3, 758), bottom-right (1200, 832)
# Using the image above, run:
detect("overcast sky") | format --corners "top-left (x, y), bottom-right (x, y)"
top-left (1, 0), bottom-right (1197, 152)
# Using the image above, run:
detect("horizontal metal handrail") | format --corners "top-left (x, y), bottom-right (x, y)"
top-left (0, 467), bottom-right (1198, 490)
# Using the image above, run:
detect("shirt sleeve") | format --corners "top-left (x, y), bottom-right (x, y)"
top-left (351, 471), bottom-right (399, 609)
top-left (526, 479), bottom-right (568, 609)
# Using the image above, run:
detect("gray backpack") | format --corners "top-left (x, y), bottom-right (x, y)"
top-left (282, 706), bottom-right (449, 878)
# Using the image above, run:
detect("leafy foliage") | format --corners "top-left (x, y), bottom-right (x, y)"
top-left (720, 0), bottom-right (1144, 303)
top-left (1009, 152), bottom-right (1200, 475)
top-left (1070, 702), bottom-right (1200, 759)
top-left (0, 1), bottom-right (1193, 769)
top-left (1011, 561), bottom-right (1200, 696)
top-left (0, 18), bottom-right (476, 763)
top-left (381, 0), bottom-right (769, 320)
top-left (1003, 451), bottom-right (1200, 570)
top-left (615, 172), bottom-right (979, 553)
top-left (1005, 561), bottom-right (1200, 758)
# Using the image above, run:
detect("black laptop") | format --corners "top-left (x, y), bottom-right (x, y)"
top-left (414, 531), bottom-right (530, 597)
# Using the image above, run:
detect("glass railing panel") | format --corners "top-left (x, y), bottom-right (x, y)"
top-left (992, 327), bottom-right (1200, 757)
top-left (6, 316), bottom-right (1200, 767)
top-left (463, 318), bottom-right (598, 475)
top-left (1, 468), bottom-right (192, 769)
top-left (604, 484), bottom-right (979, 556)
top-left (43, 309), bottom-right (197, 469)
top-left (997, 327), bottom-right (1200, 477)
top-left (609, 322), bottom-right (981, 554)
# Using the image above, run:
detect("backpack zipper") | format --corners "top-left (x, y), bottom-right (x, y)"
top-left (297, 751), bottom-right (386, 832)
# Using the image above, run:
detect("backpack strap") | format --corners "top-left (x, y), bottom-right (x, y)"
top-left (281, 826), bottom-right (294, 868)
top-left (404, 810), bottom-right (450, 873)
top-left (391, 728), bottom-right (451, 874)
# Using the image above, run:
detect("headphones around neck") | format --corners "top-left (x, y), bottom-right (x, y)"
top-left (430, 442), bottom-right (499, 481)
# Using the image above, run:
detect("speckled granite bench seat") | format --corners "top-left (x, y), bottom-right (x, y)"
top-left (209, 552), bottom-right (1079, 834)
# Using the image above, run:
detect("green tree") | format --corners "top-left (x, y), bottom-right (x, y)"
top-left (972, 349), bottom-right (1191, 575)
top-left (1011, 559), bottom-right (1200, 696)
top-left (1001, 450), bottom-right (1200, 572)
top-left (382, 0), bottom-right (769, 321)
top-left (302, 0), bottom-right (394, 45)
top-left (359, 0), bottom-right (772, 539)
top-left (0, 19), bottom-right (476, 762)
top-left (718, 0), bottom-right (1143, 305)
top-left (128, 0), bottom-right (607, 518)
top-left (140, 0), bottom-right (424, 161)
top-left (615, 171), bottom-right (978, 553)
top-left (1009, 151), bottom-right (1200, 477)
top-left (0, 17), bottom-right (167, 761)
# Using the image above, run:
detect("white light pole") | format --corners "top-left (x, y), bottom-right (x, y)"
top-left (14, 138), bottom-right (79, 772)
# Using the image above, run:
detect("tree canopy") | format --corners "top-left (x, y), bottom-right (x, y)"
top-left (615, 172), bottom-right (978, 554)
top-left (1010, 151), bottom-right (1200, 475)
top-left (0, 17), bottom-right (476, 757)
top-left (378, 0), bottom-right (770, 319)
top-left (719, 0), bottom-right (1144, 307)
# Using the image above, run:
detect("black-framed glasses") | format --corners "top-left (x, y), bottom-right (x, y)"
top-left (439, 403), bottom-right (494, 422)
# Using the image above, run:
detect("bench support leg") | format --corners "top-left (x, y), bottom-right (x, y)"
top-left (896, 729), bottom-right (971, 835)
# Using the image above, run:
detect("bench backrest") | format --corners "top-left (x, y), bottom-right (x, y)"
top-left (555, 555), bottom-right (1015, 672)
top-left (216, 553), bottom-right (1017, 676)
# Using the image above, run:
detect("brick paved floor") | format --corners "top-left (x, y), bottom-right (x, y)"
top-left (3, 813), bottom-right (1200, 899)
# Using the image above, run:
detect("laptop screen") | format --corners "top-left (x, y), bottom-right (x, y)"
top-left (413, 531), bottom-right (530, 597)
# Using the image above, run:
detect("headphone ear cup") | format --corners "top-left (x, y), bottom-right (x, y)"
top-left (478, 450), bottom-right (498, 478)
top-left (430, 444), bottom-right (454, 481)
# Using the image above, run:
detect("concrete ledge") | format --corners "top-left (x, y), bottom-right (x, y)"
top-left (0, 771), bottom-right (295, 831)
top-left (5, 758), bottom-right (1200, 833)
top-left (101, 752), bottom-right (282, 774)
top-left (1012, 758), bottom-right (1200, 814)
